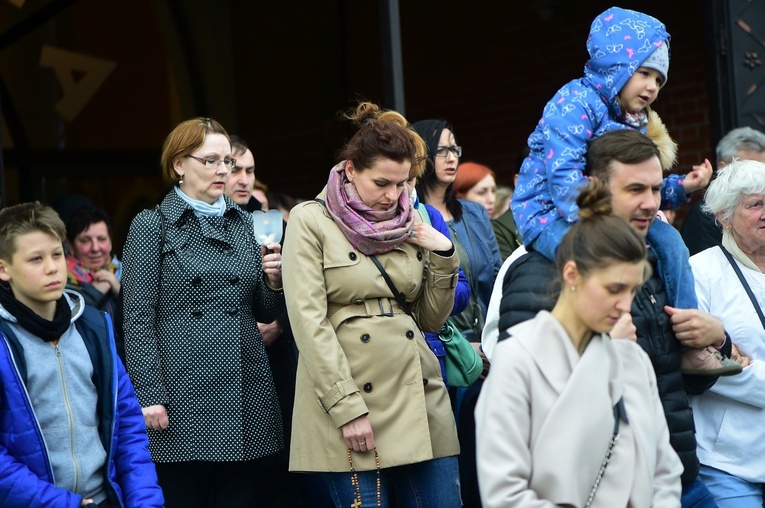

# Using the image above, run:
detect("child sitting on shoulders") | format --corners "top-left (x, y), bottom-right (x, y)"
top-left (512, 6), bottom-right (712, 261)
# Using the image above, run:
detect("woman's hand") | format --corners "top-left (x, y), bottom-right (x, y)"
top-left (262, 243), bottom-right (283, 289)
top-left (93, 269), bottom-right (121, 295)
top-left (731, 343), bottom-right (751, 368)
top-left (610, 313), bottom-right (637, 341)
top-left (472, 342), bottom-right (491, 380)
top-left (405, 222), bottom-right (453, 252)
top-left (142, 404), bottom-right (169, 431)
top-left (342, 415), bottom-right (375, 453)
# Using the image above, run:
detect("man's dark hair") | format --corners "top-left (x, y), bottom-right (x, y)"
top-left (586, 130), bottom-right (661, 181)
top-left (229, 135), bottom-right (250, 157)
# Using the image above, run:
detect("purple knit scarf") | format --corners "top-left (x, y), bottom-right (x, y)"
top-left (325, 161), bottom-right (413, 255)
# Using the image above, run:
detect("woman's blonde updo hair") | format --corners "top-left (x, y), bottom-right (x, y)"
top-left (339, 102), bottom-right (427, 179)
top-left (556, 178), bottom-right (651, 282)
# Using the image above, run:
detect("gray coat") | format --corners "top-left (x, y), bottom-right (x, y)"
top-left (122, 190), bottom-right (284, 462)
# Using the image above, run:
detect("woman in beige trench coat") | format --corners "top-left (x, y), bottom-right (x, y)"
top-left (475, 181), bottom-right (682, 508)
top-left (282, 102), bottom-right (462, 507)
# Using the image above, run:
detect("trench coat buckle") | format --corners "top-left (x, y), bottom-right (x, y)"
top-left (376, 297), bottom-right (394, 317)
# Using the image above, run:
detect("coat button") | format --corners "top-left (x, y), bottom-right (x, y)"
top-left (363, 383), bottom-right (373, 393)
top-left (354, 299), bottom-right (364, 305)
top-left (360, 333), bottom-right (370, 343)
top-left (192, 276), bottom-right (202, 286)
top-left (223, 248), bottom-right (234, 256)
top-left (349, 252), bottom-right (357, 261)
top-left (230, 277), bottom-right (239, 285)
top-left (417, 252), bottom-right (423, 261)
top-left (423, 378), bottom-right (429, 386)
top-left (227, 309), bottom-right (239, 317)
top-left (192, 311), bottom-right (203, 318)
top-left (406, 330), bottom-right (415, 339)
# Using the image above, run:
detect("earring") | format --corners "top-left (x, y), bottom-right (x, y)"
top-left (179, 175), bottom-right (184, 186)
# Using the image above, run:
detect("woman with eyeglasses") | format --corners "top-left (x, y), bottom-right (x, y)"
top-left (412, 119), bottom-right (502, 507)
top-left (121, 117), bottom-right (286, 507)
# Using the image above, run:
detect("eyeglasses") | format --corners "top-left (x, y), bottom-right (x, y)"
top-left (435, 145), bottom-right (462, 158)
top-left (186, 154), bottom-right (236, 170)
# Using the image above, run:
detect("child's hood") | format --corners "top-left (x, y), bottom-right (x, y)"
top-left (583, 7), bottom-right (670, 105)
top-left (0, 289), bottom-right (85, 323)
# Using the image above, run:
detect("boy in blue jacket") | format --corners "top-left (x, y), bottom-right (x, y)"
top-left (0, 202), bottom-right (164, 507)
top-left (512, 6), bottom-right (712, 261)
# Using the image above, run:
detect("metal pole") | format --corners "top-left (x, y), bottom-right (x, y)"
top-left (380, 0), bottom-right (406, 114)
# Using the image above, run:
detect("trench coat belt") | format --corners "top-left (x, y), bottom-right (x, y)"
top-left (327, 297), bottom-right (408, 329)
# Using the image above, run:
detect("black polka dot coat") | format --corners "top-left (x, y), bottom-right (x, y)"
top-left (283, 195), bottom-right (461, 472)
top-left (122, 190), bottom-right (284, 462)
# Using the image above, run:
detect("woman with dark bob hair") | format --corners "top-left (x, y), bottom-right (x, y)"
top-left (65, 205), bottom-right (121, 317)
top-left (122, 117), bottom-right (286, 507)
top-left (283, 102), bottom-right (462, 507)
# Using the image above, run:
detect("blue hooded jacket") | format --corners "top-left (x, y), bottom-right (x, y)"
top-left (512, 6), bottom-right (685, 260)
top-left (0, 296), bottom-right (164, 507)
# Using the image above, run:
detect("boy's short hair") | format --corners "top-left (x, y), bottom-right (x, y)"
top-left (586, 130), bottom-right (661, 181)
top-left (0, 202), bottom-right (66, 261)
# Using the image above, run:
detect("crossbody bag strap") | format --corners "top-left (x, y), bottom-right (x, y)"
top-left (584, 397), bottom-right (628, 508)
top-left (719, 245), bottom-right (765, 329)
top-left (370, 255), bottom-right (414, 320)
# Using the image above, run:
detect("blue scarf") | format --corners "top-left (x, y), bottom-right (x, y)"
top-left (174, 186), bottom-right (226, 217)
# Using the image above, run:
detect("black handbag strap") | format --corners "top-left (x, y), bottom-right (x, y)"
top-left (719, 245), bottom-right (765, 329)
top-left (370, 255), bottom-right (414, 319)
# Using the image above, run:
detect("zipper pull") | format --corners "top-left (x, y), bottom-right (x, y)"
top-left (650, 294), bottom-right (656, 305)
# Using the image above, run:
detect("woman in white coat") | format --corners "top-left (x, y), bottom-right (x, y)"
top-left (475, 180), bottom-right (682, 507)
top-left (689, 159), bottom-right (765, 507)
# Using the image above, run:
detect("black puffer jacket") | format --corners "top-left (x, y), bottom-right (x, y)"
top-left (632, 251), bottom-right (724, 486)
top-left (497, 252), bottom-right (558, 332)
top-left (498, 250), bottom-right (725, 487)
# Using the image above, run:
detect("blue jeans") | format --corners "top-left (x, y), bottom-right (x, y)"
top-left (699, 465), bottom-right (764, 507)
top-left (322, 455), bottom-right (461, 508)
top-left (682, 476), bottom-right (720, 508)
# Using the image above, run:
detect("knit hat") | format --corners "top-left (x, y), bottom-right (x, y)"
top-left (641, 41), bottom-right (669, 87)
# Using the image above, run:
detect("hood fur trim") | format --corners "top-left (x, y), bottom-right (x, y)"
top-left (646, 110), bottom-right (678, 170)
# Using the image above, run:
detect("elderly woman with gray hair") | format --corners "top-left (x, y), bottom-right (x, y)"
top-left (688, 159), bottom-right (765, 507)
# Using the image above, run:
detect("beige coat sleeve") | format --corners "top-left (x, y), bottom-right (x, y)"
top-left (410, 248), bottom-right (460, 332)
top-left (282, 204), bottom-right (369, 428)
